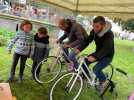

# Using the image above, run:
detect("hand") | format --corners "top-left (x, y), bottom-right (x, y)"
top-left (88, 56), bottom-right (96, 62)
top-left (74, 48), bottom-right (80, 54)
top-left (56, 39), bottom-right (60, 44)
top-left (63, 44), bottom-right (71, 48)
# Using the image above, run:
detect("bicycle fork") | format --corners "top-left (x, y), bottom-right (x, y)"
top-left (65, 62), bottom-right (82, 93)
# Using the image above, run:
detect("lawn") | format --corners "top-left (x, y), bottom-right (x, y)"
top-left (0, 39), bottom-right (134, 100)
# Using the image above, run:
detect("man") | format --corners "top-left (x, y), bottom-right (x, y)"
top-left (57, 18), bottom-right (89, 71)
top-left (83, 16), bottom-right (114, 89)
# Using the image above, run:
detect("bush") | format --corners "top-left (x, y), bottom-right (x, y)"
top-left (0, 35), bottom-right (7, 46)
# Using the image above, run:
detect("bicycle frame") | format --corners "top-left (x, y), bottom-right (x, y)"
top-left (65, 57), bottom-right (98, 93)
top-left (49, 44), bottom-right (73, 73)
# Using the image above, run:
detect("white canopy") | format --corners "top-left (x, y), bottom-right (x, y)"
top-left (37, 0), bottom-right (134, 19)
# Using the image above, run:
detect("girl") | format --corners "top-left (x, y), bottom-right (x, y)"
top-left (31, 27), bottom-right (49, 79)
top-left (7, 20), bottom-right (33, 83)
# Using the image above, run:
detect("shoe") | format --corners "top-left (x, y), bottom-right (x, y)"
top-left (96, 80), bottom-right (110, 93)
top-left (18, 77), bottom-right (24, 83)
top-left (6, 77), bottom-right (15, 83)
top-left (67, 63), bottom-right (74, 72)
top-left (47, 68), bottom-right (51, 73)
top-left (30, 75), bottom-right (35, 80)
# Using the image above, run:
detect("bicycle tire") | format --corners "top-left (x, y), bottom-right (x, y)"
top-left (49, 72), bottom-right (83, 100)
top-left (34, 56), bottom-right (62, 84)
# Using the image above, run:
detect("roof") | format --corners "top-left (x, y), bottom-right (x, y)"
top-left (37, 0), bottom-right (134, 19)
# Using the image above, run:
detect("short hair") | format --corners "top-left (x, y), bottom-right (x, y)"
top-left (58, 18), bottom-right (71, 26)
top-left (59, 18), bottom-right (66, 26)
top-left (38, 27), bottom-right (48, 35)
top-left (20, 20), bottom-right (32, 30)
top-left (93, 16), bottom-right (106, 25)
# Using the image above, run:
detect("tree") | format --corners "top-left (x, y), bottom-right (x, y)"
top-left (122, 19), bottom-right (134, 32)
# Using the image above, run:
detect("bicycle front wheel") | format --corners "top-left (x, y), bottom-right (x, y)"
top-left (34, 56), bottom-right (62, 84)
top-left (49, 72), bottom-right (83, 100)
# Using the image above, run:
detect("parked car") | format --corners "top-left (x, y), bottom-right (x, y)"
top-left (119, 31), bottom-right (129, 40)
top-left (128, 33), bottom-right (134, 41)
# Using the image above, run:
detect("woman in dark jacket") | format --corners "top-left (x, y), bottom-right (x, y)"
top-left (31, 27), bottom-right (49, 78)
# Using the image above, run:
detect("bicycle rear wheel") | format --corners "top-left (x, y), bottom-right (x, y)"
top-left (34, 56), bottom-right (62, 84)
top-left (49, 72), bottom-right (83, 100)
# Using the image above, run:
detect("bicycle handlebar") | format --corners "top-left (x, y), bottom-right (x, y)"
top-left (58, 43), bottom-right (74, 51)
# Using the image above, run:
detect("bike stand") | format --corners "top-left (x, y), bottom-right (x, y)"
top-left (99, 80), bottom-right (118, 100)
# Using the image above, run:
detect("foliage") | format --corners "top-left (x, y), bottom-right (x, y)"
top-left (0, 28), bottom-right (15, 39)
top-left (122, 19), bottom-right (134, 32)
top-left (0, 35), bottom-right (7, 46)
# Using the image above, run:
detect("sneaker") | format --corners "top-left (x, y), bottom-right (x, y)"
top-left (67, 63), bottom-right (74, 72)
top-left (6, 77), bottom-right (15, 83)
top-left (47, 68), bottom-right (51, 73)
top-left (30, 74), bottom-right (35, 80)
top-left (18, 77), bottom-right (24, 83)
top-left (96, 80), bottom-right (110, 93)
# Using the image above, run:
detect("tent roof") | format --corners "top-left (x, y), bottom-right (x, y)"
top-left (37, 0), bottom-right (134, 19)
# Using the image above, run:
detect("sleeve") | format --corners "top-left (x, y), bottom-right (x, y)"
top-left (70, 29), bottom-right (94, 47)
top-left (69, 26), bottom-right (85, 47)
top-left (29, 35), bottom-right (35, 58)
top-left (7, 33), bottom-right (18, 50)
top-left (59, 33), bottom-right (68, 43)
top-left (93, 34), bottom-right (114, 60)
top-left (87, 30), bottom-right (94, 44)
top-left (43, 44), bottom-right (49, 58)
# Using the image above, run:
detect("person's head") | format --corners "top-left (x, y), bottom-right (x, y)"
top-left (58, 18), bottom-right (70, 31)
top-left (20, 20), bottom-right (32, 33)
top-left (37, 27), bottom-right (48, 38)
top-left (93, 16), bottom-right (106, 33)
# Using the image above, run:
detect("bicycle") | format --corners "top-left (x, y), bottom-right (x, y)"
top-left (49, 55), bottom-right (115, 100)
top-left (34, 43), bottom-right (75, 84)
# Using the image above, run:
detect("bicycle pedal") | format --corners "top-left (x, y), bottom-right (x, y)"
top-left (46, 68), bottom-right (51, 73)
top-left (64, 86), bottom-right (69, 93)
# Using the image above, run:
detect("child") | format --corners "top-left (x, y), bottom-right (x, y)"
top-left (7, 20), bottom-right (33, 83)
top-left (31, 27), bottom-right (49, 78)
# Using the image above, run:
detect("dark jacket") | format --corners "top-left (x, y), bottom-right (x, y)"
top-left (59, 20), bottom-right (89, 50)
top-left (88, 21), bottom-right (115, 60)
top-left (31, 34), bottom-right (49, 62)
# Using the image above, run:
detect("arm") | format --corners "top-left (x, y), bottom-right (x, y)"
top-left (29, 35), bottom-right (36, 58)
top-left (70, 29), bottom-right (94, 47)
top-left (43, 36), bottom-right (50, 58)
top-left (59, 33), bottom-right (68, 43)
top-left (93, 34), bottom-right (114, 60)
top-left (69, 25), bottom-right (85, 47)
top-left (7, 33), bottom-right (18, 51)
top-left (43, 44), bottom-right (49, 58)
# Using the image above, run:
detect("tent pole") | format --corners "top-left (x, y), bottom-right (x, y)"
top-left (74, 0), bottom-right (79, 17)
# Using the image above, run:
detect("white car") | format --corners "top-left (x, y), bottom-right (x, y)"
top-left (128, 33), bottom-right (134, 41)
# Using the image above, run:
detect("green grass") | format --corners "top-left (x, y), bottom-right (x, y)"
top-left (0, 39), bottom-right (134, 100)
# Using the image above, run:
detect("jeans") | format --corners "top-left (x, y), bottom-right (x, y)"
top-left (63, 48), bottom-right (79, 69)
top-left (31, 61), bottom-right (41, 78)
top-left (9, 53), bottom-right (27, 79)
top-left (82, 55), bottom-right (112, 82)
